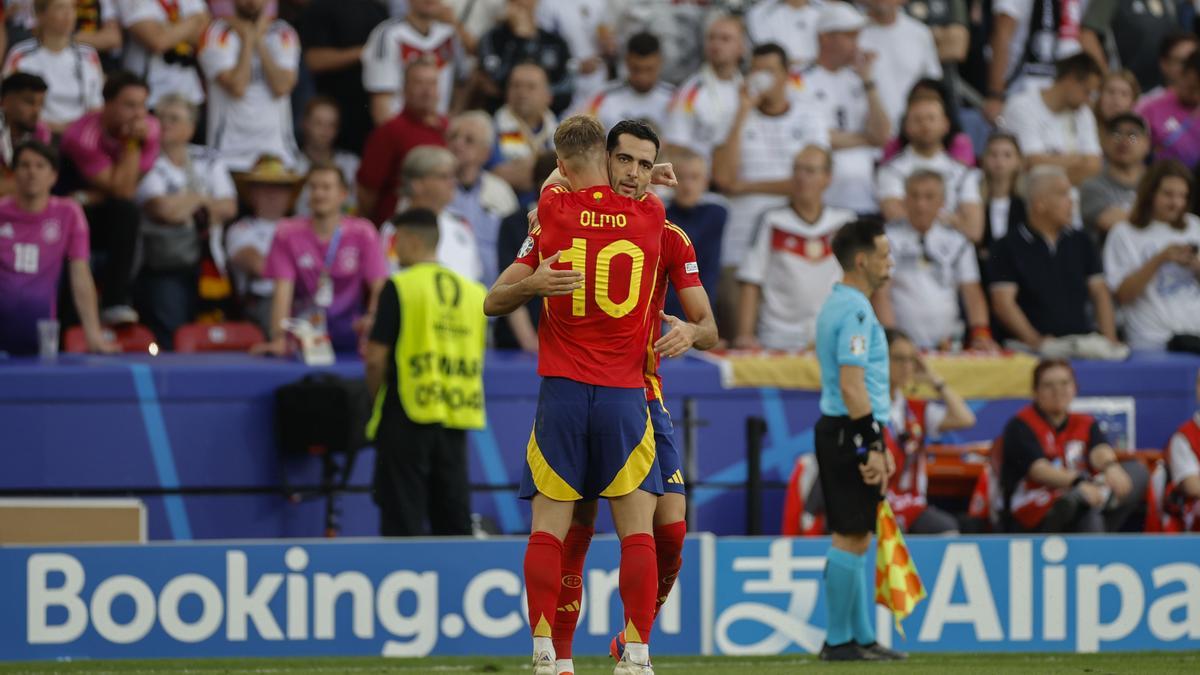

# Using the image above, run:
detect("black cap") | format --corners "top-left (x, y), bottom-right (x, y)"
top-left (1105, 112), bottom-right (1148, 133)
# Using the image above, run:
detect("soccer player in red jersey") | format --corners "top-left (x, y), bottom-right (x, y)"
top-left (484, 116), bottom-right (668, 675)
top-left (533, 131), bottom-right (719, 675)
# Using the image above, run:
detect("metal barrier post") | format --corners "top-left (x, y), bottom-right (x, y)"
top-left (745, 416), bottom-right (767, 535)
top-left (682, 397), bottom-right (702, 528)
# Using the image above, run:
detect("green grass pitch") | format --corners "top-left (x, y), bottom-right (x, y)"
top-left (1, 653), bottom-right (1198, 674)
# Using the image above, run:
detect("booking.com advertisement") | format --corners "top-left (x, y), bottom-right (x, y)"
top-left (2, 535), bottom-right (1198, 660)
top-left (0, 538), bottom-right (702, 660)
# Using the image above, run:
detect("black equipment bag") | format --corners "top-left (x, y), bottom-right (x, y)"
top-left (275, 374), bottom-right (370, 456)
top-left (274, 374), bottom-right (371, 537)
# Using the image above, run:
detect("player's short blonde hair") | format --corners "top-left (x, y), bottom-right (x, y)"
top-left (553, 115), bottom-right (606, 170)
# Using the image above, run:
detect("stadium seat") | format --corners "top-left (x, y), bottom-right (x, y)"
top-left (63, 324), bottom-right (157, 354)
top-left (174, 322), bottom-right (265, 353)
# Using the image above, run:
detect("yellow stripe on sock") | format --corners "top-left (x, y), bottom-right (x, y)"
top-left (624, 619), bottom-right (642, 644)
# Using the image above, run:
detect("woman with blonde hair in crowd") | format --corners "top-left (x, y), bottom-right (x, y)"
top-left (1103, 160), bottom-right (1200, 351)
top-left (976, 134), bottom-right (1026, 345)
top-left (978, 132), bottom-right (1026, 262)
top-left (1094, 70), bottom-right (1141, 127)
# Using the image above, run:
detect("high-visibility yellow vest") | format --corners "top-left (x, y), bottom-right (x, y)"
top-left (366, 263), bottom-right (487, 437)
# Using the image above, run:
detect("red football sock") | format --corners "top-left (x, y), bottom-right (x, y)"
top-left (552, 524), bottom-right (593, 658)
top-left (619, 532), bottom-right (657, 644)
top-left (524, 531), bottom-right (564, 639)
top-left (653, 520), bottom-right (687, 617)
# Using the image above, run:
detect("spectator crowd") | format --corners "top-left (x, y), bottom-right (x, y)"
top-left (0, 0), bottom-right (1198, 538)
top-left (0, 0), bottom-right (1199, 360)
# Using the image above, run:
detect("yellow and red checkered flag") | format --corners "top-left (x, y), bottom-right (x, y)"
top-left (874, 500), bottom-right (926, 637)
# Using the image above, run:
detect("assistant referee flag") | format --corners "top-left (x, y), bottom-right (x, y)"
top-left (875, 500), bottom-right (926, 636)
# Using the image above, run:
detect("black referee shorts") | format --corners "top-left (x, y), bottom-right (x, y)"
top-left (814, 415), bottom-right (883, 535)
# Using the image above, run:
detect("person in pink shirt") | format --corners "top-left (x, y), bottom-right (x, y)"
top-left (255, 161), bottom-right (388, 354)
top-left (1136, 50), bottom-right (1200, 171)
top-left (59, 71), bottom-right (161, 326)
top-left (0, 141), bottom-right (115, 354)
top-left (0, 73), bottom-right (52, 197)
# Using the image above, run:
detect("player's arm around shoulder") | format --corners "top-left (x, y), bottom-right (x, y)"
top-left (484, 247), bottom-right (583, 316)
top-left (539, 168), bottom-right (572, 199)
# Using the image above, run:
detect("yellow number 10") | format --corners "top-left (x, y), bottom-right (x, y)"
top-left (560, 237), bottom-right (645, 318)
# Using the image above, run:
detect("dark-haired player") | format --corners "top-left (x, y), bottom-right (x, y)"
top-left (521, 121), bottom-right (718, 675)
top-left (485, 116), bottom-right (667, 675)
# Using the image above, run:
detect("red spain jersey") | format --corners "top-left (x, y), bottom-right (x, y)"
top-left (515, 184), bottom-right (666, 388)
top-left (643, 221), bottom-right (703, 401)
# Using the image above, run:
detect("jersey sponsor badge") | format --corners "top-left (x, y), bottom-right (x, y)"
top-left (517, 236), bottom-right (534, 259)
top-left (0, 223), bottom-right (12, 238)
top-left (684, 261), bottom-right (699, 274)
top-left (849, 334), bottom-right (866, 356)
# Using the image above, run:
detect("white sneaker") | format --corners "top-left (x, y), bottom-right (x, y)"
top-left (555, 658), bottom-right (575, 674)
top-left (532, 650), bottom-right (556, 675)
top-left (613, 651), bottom-right (654, 674)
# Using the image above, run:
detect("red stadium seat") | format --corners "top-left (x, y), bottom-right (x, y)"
top-left (63, 324), bottom-right (157, 354)
top-left (174, 322), bottom-right (265, 353)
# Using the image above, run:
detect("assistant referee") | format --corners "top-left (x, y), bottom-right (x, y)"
top-left (813, 218), bottom-right (904, 662)
top-left (364, 208), bottom-right (487, 536)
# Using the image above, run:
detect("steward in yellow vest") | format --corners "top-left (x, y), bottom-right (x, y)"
top-left (364, 208), bottom-right (487, 536)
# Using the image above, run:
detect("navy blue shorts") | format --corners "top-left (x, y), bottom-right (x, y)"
top-left (651, 398), bottom-right (685, 495)
top-left (520, 377), bottom-right (663, 501)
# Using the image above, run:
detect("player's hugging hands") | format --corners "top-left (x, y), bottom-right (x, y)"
top-left (655, 311), bottom-right (698, 358)
top-left (525, 250), bottom-right (584, 297)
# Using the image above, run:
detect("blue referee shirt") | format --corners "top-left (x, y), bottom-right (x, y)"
top-left (815, 283), bottom-right (890, 423)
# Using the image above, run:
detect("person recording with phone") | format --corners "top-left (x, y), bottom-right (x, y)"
top-left (1102, 160), bottom-right (1200, 352)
